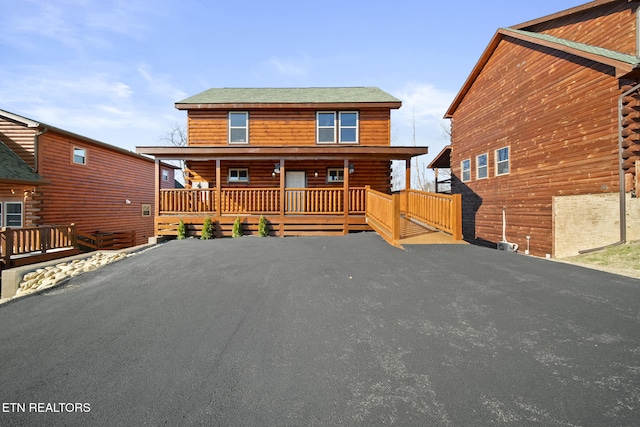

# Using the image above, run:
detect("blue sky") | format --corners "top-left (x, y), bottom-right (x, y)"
top-left (1, 0), bottom-right (585, 179)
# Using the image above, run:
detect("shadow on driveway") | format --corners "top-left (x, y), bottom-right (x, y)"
top-left (1, 233), bottom-right (639, 426)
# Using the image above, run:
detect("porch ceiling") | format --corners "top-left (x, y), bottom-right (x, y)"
top-left (136, 145), bottom-right (428, 161)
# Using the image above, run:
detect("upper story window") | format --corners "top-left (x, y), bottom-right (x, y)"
top-left (228, 168), bottom-right (249, 183)
top-left (162, 169), bottom-right (169, 181)
top-left (316, 111), bottom-right (359, 144)
top-left (476, 153), bottom-right (488, 179)
top-left (496, 147), bottom-right (510, 176)
top-left (461, 159), bottom-right (471, 182)
top-left (228, 112), bottom-right (249, 144)
top-left (73, 147), bottom-right (87, 165)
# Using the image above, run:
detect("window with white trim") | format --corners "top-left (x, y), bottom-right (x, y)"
top-left (73, 147), bottom-right (86, 165)
top-left (316, 111), bottom-right (359, 144)
top-left (162, 169), bottom-right (169, 181)
top-left (496, 147), bottom-right (510, 176)
top-left (327, 168), bottom-right (344, 183)
top-left (2, 202), bottom-right (23, 227)
top-left (228, 168), bottom-right (249, 183)
top-left (228, 112), bottom-right (249, 144)
top-left (461, 159), bottom-right (471, 182)
top-left (476, 153), bottom-right (488, 179)
top-left (142, 204), bottom-right (151, 217)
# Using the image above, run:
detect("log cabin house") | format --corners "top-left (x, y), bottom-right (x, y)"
top-left (137, 87), bottom-right (429, 237)
top-left (442, 0), bottom-right (640, 258)
top-left (0, 108), bottom-right (177, 247)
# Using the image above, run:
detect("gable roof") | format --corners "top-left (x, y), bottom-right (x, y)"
top-left (0, 141), bottom-right (48, 185)
top-left (445, 26), bottom-right (640, 118)
top-left (0, 108), bottom-right (173, 167)
top-left (176, 87), bottom-right (402, 109)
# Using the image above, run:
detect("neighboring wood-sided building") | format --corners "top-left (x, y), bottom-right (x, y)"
top-left (137, 87), bottom-right (428, 237)
top-left (443, 0), bottom-right (640, 258)
top-left (0, 108), bottom-right (177, 246)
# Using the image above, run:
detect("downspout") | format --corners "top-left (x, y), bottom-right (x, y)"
top-left (33, 126), bottom-right (48, 173)
top-left (579, 81), bottom-right (640, 254)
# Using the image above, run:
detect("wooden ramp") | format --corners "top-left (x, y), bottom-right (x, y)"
top-left (399, 217), bottom-right (468, 245)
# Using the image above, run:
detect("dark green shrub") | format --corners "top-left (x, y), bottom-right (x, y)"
top-left (201, 216), bottom-right (214, 240)
top-left (232, 216), bottom-right (242, 238)
top-left (258, 215), bottom-right (269, 237)
top-left (177, 219), bottom-right (186, 240)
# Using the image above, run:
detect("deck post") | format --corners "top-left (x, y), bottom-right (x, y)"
top-left (215, 159), bottom-right (221, 219)
top-left (405, 158), bottom-right (411, 191)
top-left (154, 160), bottom-right (160, 218)
top-left (279, 158), bottom-right (285, 237)
top-left (1, 227), bottom-right (13, 270)
top-left (451, 193), bottom-right (463, 241)
top-left (392, 193), bottom-right (401, 242)
top-left (343, 159), bottom-right (350, 235)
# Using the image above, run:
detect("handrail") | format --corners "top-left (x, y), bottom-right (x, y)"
top-left (1, 224), bottom-right (76, 268)
top-left (404, 190), bottom-right (462, 240)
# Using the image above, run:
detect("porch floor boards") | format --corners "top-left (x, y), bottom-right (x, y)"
top-left (398, 217), bottom-right (468, 245)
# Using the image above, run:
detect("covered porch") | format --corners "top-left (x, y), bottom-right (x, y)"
top-left (136, 145), bottom-right (431, 237)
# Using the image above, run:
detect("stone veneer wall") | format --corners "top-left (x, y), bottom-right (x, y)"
top-left (553, 193), bottom-right (640, 258)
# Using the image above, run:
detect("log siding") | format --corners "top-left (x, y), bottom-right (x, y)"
top-left (450, 30), bottom-right (622, 257)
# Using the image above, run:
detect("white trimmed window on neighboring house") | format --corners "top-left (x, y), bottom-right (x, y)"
top-left (73, 147), bottom-right (87, 165)
top-left (1, 201), bottom-right (23, 227)
top-left (496, 147), bottom-right (510, 176)
top-left (461, 159), bottom-right (471, 182)
top-left (477, 153), bottom-right (488, 179)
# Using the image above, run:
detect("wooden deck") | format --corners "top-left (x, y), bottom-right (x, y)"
top-left (399, 217), bottom-right (468, 245)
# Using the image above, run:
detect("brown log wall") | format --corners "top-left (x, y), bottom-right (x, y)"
top-left (36, 131), bottom-right (157, 246)
top-left (523, 2), bottom-right (637, 56)
top-left (450, 35), bottom-right (622, 257)
top-left (185, 160), bottom-right (391, 193)
top-left (187, 108), bottom-right (391, 147)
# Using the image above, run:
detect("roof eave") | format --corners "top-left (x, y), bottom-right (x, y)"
top-left (176, 102), bottom-right (403, 110)
top-left (512, 0), bottom-right (628, 30)
top-left (136, 145), bottom-right (428, 162)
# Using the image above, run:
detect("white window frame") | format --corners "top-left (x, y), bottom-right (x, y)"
top-left (228, 168), bottom-right (249, 183)
top-left (3, 201), bottom-right (23, 228)
top-left (316, 111), bottom-right (360, 144)
top-left (73, 147), bottom-right (87, 165)
top-left (142, 204), bottom-right (151, 217)
top-left (327, 168), bottom-right (345, 183)
top-left (228, 112), bottom-right (249, 144)
top-left (162, 169), bottom-right (169, 181)
top-left (461, 159), bottom-right (471, 182)
top-left (495, 146), bottom-right (510, 176)
top-left (476, 153), bottom-right (488, 180)
top-left (316, 112), bottom-right (337, 144)
top-left (338, 111), bottom-right (359, 144)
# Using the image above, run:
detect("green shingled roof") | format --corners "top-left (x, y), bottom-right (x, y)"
top-left (177, 87), bottom-right (401, 105)
top-left (0, 141), bottom-right (45, 183)
top-left (503, 28), bottom-right (640, 66)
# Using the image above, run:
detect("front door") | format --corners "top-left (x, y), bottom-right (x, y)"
top-left (285, 171), bottom-right (306, 213)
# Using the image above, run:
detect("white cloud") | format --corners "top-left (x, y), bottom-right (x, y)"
top-left (389, 82), bottom-right (456, 190)
top-left (390, 82), bottom-right (453, 148)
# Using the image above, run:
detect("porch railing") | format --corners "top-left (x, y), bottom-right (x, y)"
top-left (159, 187), bottom-right (366, 215)
top-left (1, 224), bottom-right (77, 269)
top-left (405, 190), bottom-right (462, 240)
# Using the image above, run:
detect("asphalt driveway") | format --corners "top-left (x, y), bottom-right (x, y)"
top-left (0, 233), bottom-right (639, 426)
